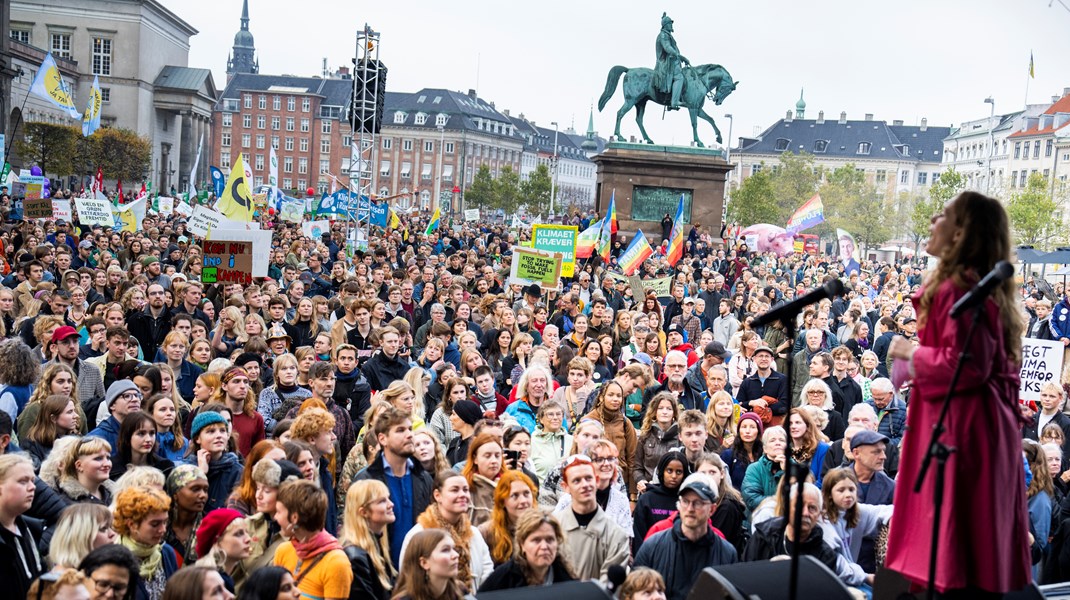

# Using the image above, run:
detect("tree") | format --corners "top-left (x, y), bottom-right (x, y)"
top-left (494, 165), bottom-right (521, 215)
top-left (13, 122), bottom-right (80, 176)
top-left (727, 165), bottom-right (781, 226)
top-left (90, 128), bottom-right (151, 182)
top-left (821, 165), bottom-right (892, 251)
top-left (464, 164), bottom-right (496, 213)
top-left (519, 164), bottom-right (552, 214)
top-left (772, 151), bottom-right (822, 218)
top-left (909, 169), bottom-right (965, 253)
top-left (1007, 172), bottom-right (1062, 247)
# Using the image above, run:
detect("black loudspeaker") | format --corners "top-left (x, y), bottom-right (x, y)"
top-left (477, 581), bottom-right (613, 600)
top-left (873, 568), bottom-right (1046, 600)
top-left (686, 556), bottom-right (855, 600)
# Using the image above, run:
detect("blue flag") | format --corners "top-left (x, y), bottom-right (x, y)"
top-left (209, 166), bottom-right (225, 199)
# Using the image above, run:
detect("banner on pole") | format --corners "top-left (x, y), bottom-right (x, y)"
top-left (508, 246), bottom-right (563, 291)
top-left (532, 224), bottom-right (578, 278)
top-left (1020, 338), bottom-right (1064, 401)
top-left (75, 197), bottom-right (115, 226)
top-left (464, 209), bottom-right (480, 221)
top-left (202, 240), bottom-right (254, 286)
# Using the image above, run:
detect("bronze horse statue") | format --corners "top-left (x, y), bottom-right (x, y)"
top-left (597, 63), bottom-right (738, 147)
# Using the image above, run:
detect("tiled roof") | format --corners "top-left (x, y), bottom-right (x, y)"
top-left (738, 117), bottom-right (951, 164)
top-left (1008, 94), bottom-right (1070, 138)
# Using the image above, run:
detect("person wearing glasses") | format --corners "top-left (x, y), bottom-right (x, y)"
top-left (86, 381), bottom-right (144, 458)
top-left (640, 351), bottom-right (700, 418)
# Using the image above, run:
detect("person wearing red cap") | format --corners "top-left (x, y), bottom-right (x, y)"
top-left (45, 324), bottom-right (105, 419)
top-left (194, 508), bottom-right (252, 592)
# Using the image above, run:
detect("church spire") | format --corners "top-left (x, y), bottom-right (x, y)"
top-left (582, 104), bottom-right (598, 152)
top-left (227, 0), bottom-right (258, 82)
top-left (795, 88), bottom-right (806, 119)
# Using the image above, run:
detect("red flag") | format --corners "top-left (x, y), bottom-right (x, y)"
top-left (138, 183), bottom-right (146, 201)
top-left (116, 179), bottom-right (123, 203)
top-left (93, 167), bottom-right (103, 194)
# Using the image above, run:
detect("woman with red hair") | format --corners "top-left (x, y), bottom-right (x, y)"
top-left (462, 433), bottom-right (506, 528)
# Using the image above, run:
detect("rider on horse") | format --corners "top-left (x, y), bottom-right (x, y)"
top-left (654, 13), bottom-right (689, 111)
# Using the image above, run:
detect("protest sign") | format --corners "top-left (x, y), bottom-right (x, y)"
top-left (24, 197), bottom-right (52, 219)
top-left (279, 199), bottom-right (304, 224)
top-left (205, 228), bottom-right (272, 277)
top-left (75, 198), bottom-right (114, 226)
top-left (201, 240), bottom-right (254, 286)
top-left (508, 246), bottom-right (563, 291)
top-left (604, 272), bottom-right (674, 299)
top-left (532, 225), bottom-right (579, 278)
top-left (464, 209), bottom-right (480, 221)
top-left (52, 200), bottom-right (71, 222)
top-left (175, 201), bottom-right (194, 216)
top-left (1020, 337), bottom-right (1064, 401)
top-left (157, 197), bottom-right (174, 215)
top-left (10, 182), bottom-right (26, 199)
top-left (187, 206), bottom-right (259, 237)
top-left (302, 220), bottom-right (330, 239)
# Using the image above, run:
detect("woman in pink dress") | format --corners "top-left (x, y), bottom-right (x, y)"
top-left (886, 191), bottom-right (1030, 597)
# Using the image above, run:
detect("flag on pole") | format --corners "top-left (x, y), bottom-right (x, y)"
top-left (575, 217), bottom-right (603, 259)
top-left (28, 52), bottom-right (81, 119)
top-left (388, 209), bottom-right (400, 229)
top-left (666, 196), bottom-right (686, 266)
top-left (618, 229), bottom-right (654, 275)
top-left (786, 193), bottom-right (825, 234)
top-left (424, 207), bottom-right (442, 236)
top-left (1029, 52), bottom-right (1035, 79)
top-left (268, 145), bottom-right (278, 189)
top-left (606, 191), bottom-right (618, 234)
top-left (596, 214), bottom-right (612, 263)
top-left (136, 183), bottom-right (146, 202)
top-left (115, 179), bottom-right (123, 205)
top-left (115, 197), bottom-right (146, 233)
top-left (190, 134), bottom-right (204, 198)
top-left (216, 153), bottom-right (255, 221)
top-left (81, 75), bottom-right (102, 137)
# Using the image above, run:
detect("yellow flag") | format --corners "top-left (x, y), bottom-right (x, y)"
top-left (217, 153), bottom-right (255, 222)
top-left (388, 208), bottom-right (400, 229)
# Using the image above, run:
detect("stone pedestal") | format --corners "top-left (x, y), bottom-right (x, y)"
top-left (592, 142), bottom-right (732, 243)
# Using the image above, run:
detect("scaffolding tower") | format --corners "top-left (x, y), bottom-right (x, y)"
top-left (346, 24), bottom-right (383, 254)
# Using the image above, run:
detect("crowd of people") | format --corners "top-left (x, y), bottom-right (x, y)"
top-left (0, 186), bottom-right (1046, 600)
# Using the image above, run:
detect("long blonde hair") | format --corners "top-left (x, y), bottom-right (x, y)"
top-left (341, 480), bottom-right (396, 590)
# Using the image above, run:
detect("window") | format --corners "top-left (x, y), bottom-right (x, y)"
top-left (320, 159), bottom-right (330, 174)
top-left (774, 138), bottom-right (790, 151)
top-left (382, 138), bottom-right (393, 150)
top-left (300, 119), bottom-right (310, 132)
top-left (298, 158), bottom-right (308, 174)
top-left (283, 178), bottom-right (292, 189)
top-left (1014, 142), bottom-right (1021, 159)
top-left (257, 115), bottom-right (266, 129)
top-left (285, 137), bottom-right (294, 151)
top-left (220, 151), bottom-right (231, 168)
top-left (343, 136), bottom-right (352, 147)
top-left (421, 164), bottom-right (432, 181)
top-left (1044, 169), bottom-right (1051, 178)
top-left (857, 142), bottom-right (871, 155)
top-left (1021, 171), bottom-right (1028, 186)
top-left (287, 97), bottom-right (295, 112)
top-left (875, 170), bottom-right (886, 183)
top-left (322, 120), bottom-right (332, 134)
top-left (442, 165), bottom-right (454, 181)
top-left (271, 116), bottom-right (280, 130)
top-left (1011, 171), bottom-right (1017, 187)
top-left (255, 154), bottom-right (265, 170)
top-left (254, 176), bottom-right (263, 188)
top-left (403, 139), bottom-right (413, 151)
top-left (1034, 140), bottom-right (1041, 159)
top-left (380, 161), bottom-right (391, 176)
top-left (415, 113), bottom-right (427, 125)
top-left (401, 162), bottom-right (412, 179)
top-left (394, 112), bottom-right (406, 124)
top-left (9, 30), bottom-right (29, 44)
top-left (273, 96), bottom-right (281, 110)
top-left (436, 114), bottom-right (448, 127)
top-left (222, 113), bottom-right (232, 127)
top-left (243, 114), bottom-right (252, 128)
top-left (917, 171), bottom-right (928, 185)
top-left (50, 33), bottom-right (72, 59)
top-left (321, 139), bottom-right (330, 153)
top-left (256, 96), bottom-right (265, 109)
top-left (271, 136), bottom-right (279, 148)
top-left (299, 138), bottom-right (309, 152)
top-left (221, 132), bottom-right (231, 147)
top-left (92, 38), bottom-right (112, 76)
top-left (445, 142), bottom-right (454, 154)
top-left (425, 141), bottom-right (434, 153)
top-left (241, 134), bottom-right (251, 148)
top-left (302, 98), bottom-right (310, 112)
top-left (284, 157), bottom-right (293, 173)
top-left (1047, 140), bottom-right (1054, 157)
top-left (100, 88), bottom-right (110, 103)
top-left (751, 164), bottom-right (762, 175)
top-left (813, 140), bottom-right (828, 153)
top-left (286, 117), bottom-right (294, 131)
top-left (256, 134), bottom-right (265, 149)
top-left (298, 179), bottom-right (306, 190)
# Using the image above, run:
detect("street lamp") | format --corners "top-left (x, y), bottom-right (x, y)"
top-left (434, 124), bottom-right (445, 214)
top-left (722, 113), bottom-right (734, 226)
top-left (550, 121), bottom-right (559, 217)
top-left (984, 97), bottom-right (995, 194)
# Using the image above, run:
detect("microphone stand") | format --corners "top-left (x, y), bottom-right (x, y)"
top-left (912, 303), bottom-right (984, 600)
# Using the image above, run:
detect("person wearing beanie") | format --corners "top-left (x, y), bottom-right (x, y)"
top-left (446, 399), bottom-right (482, 465)
top-left (210, 366), bottom-right (265, 457)
top-left (242, 459), bottom-right (304, 574)
top-left (86, 379), bottom-right (143, 457)
top-left (194, 508), bottom-right (251, 592)
top-left (188, 409), bottom-right (243, 513)
top-left (142, 254), bottom-right (172, 291)
top-left (721, 412), bottom-right (764, 490)
top-left (164, 464), bottom-right (209, 564)
top-left (233, 351), bottom-right (269, 392)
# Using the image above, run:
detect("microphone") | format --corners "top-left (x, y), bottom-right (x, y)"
top-left (949, 260), bottom-right (1014, 318)
top-left (606, 565), bottom-right (628, 594)
top-left (752, 279), bottom-right (846, 328)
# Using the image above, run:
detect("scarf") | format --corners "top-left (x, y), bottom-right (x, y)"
top-left (291, 529), bottom-right (342, 562)
top-left (417, 504), bottom-right (474, 589)
top-left (121, 535), bottom-right (163, 579)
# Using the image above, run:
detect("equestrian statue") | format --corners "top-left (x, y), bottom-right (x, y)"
top-left (597, 12), bottom-right (739, 148)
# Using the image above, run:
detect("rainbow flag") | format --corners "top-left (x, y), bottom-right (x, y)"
top-left (575, 217), bottom-right (603, 258)
top-left (666, 196), bottom-right (686, 266)
top-left (786, 193), bottom-right (824, 234)
top-left (607, 191), bottom-right (618, 234)
top-left (424, 206), bottom-right (441, 235)
top-left (618, 229), bottom-right (653, 275)
top-left (596, 213), bottom-right (612, 262)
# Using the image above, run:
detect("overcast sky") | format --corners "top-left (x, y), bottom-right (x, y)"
top-left (178, 0), bottom-right (1070, 149)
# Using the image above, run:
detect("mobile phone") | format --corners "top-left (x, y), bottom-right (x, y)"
top-left (504, 449), bottom-right (521, 467)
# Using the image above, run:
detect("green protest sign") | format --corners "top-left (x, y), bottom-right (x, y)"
top-left (532, 224), bottom-right (578, 277)
top-left (508, 246), bottom-right (563, 291)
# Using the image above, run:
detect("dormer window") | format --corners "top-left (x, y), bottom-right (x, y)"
top-left (435, 114), bottom-right (448, 127)
top-left (857, 142), bottom-right (871, 155)
top-left (813, 140), bottom-right (828, 153)
top-left (393, 112), bottom-right (406, 124)
top-left (774, 138), bottom-right (790, 151)
top-left (415, 113), bottom-right (427, 125)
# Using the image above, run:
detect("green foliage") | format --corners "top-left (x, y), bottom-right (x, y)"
top-left (1007, 172), bottom-right (1061, 247)
top-left (464, 164), bottom-right (496, 211)
top-left (13, 122), bottom-right (80, 176)
top-left (820, 164), bottom-right (891, 250)
top-left (494, 165), bottom-right (521, 215)
top-left (727, 165), bottom-right (781, 225)
top-left (90, 128), bottom-right (151, 182)
top-left (519, 164), bottom-right (553, 213)
top-left (772, 151), bottom-right (822, 217)
top-left (908, 169), bottom-right (965, 250)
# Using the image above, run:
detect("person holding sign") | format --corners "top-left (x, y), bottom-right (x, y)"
top-left (885, 192), bottom-right (1030, 596)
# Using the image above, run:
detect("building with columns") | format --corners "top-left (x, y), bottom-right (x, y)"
top-left (8, 0), bottom-right (216, 191)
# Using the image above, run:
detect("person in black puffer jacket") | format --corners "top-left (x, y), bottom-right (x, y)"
top-left (362, 330), bottom-right (410, 392)
top-left (334, 346), bottom-right (372, 430)
top-left (632, 450), bottom-right (690, 555)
